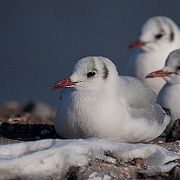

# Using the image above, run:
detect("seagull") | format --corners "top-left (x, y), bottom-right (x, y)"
top-left (125, 16), bottom-right (180, 95)
top-left (146, 49), bottom-right (180, 134)
top-left (51, 56), bottom-right (170, 142)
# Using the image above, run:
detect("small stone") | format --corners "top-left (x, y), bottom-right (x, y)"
top-left (134, 158), bottom-right (144, 166)
top-left (41, 129), bottom-right (50, 134)
top-left (17, 138), bottom-right (22, 140)
top-left (169, 166), bottom-right (180, 180)
top-left (125, 171), bottom-right (131, 178)
top-left (7, 124), bottom-right (14, 131)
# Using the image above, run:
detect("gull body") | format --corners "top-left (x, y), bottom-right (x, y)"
top-left (147, 49), bottom-right (180, 134)
top-left (125, 16), bottom-right (180, 94)
top-left (51, 57), bottom-right (170, 142)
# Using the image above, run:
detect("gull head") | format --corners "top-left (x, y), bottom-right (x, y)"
top-left (146, 49), bottom-right (180, 84)
top-left (128, 16), bottom-right (180, 52)
top-left (51, 56), bottom-right (119, 91)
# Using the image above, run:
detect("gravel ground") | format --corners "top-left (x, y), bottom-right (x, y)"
top-left (0, 101), bottom-right (179, 180)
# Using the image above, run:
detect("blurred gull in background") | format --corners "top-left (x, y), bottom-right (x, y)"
top-left (125, 16), bottom-right (180, 94)
top-left (146, 49), bottom-right (180, 135)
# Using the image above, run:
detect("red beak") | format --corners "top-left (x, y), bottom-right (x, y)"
top-left (146, 70), bottom-right (173, 78)
top-left (127, 39), bottom-right (146, 49)
top-left (51, 78), bottom-right (78, 90)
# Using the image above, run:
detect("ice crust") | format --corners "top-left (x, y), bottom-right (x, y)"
top-left (0, 138), bottom-right (179, 179)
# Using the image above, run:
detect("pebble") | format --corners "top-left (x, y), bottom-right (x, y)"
top-left (41, 129), bottom-right (50, 134)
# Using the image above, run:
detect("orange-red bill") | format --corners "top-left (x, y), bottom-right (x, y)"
top-left (51, 78), bottom-right (78, 90)
top-left (127, 39), bottom-right (146, 49)
top-left (146, 70), bottom-right (173, 78)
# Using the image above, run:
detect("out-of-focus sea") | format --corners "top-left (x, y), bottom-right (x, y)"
top-left (1, 1), bottom-right (180, 107)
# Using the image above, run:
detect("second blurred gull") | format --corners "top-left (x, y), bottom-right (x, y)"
top-left (147, 49), bottom-right (180, 134)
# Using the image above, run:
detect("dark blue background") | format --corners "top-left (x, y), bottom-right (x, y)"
top-left (1, 0), bottom-right (180, 107)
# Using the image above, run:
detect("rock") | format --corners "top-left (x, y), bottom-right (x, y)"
top-left (166, 119), bottom-right (180, 142)
top-left (23, 100), bottom-right (55, 123)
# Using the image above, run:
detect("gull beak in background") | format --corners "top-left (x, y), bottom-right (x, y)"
top-left (146, 70), bottom-right (174, 78)
top-left (51, 78), bottom-right (78, 90)
top-left (127, 39), bottom-right (146, 49)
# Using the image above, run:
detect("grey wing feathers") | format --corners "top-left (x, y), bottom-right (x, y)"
top-left (120, 76), bottom-right (166, 123)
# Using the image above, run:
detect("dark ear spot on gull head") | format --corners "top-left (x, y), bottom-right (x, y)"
top-left (165, 19), bottom-right (175, 42)
top-left (102, 62), bottom-right (109, 79)
top-left (170, 31), bottom-right (174, 42)
top-left (162, 18), bottom-right (175, 42)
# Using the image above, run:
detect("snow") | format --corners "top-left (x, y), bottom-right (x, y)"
top-left (87, 172), bottom-right (112, 180)
top-left (0, 138), bottom-right (179, 179)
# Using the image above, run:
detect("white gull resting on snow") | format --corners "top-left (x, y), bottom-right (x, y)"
top-left (125, 16), bottom-right (180, 95)
top-left (51, 56), bottom-right (170, 142)
top-left (146, 49), bottom-right (180, 134)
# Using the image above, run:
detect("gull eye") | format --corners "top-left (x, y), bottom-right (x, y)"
top-left (177, 66), bottom-right (180, 70)
top-left (87, 71), bottom-right (96, 78)
top-left (155, 34), bottom-right (163, 39)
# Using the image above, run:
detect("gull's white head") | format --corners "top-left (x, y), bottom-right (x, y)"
top-left (51, 56), bottom-right (118, 91)
top-left (128, 16), bottom-right (180, 52)
top-left (146, 49), bottom-right (180, 84)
